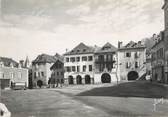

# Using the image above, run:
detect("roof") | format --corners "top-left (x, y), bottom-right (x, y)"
top-left (50, 59), bottom-right (64, 70)
top-left (32, 53), bottom-right (63, 64)
top-left (119, 41), bottom-right (145, 50)
top-left (0, 57), bottom-right (18, 67)
top-left (64, 43), bottom-right (96, 55)
top-left (95, 42), bottom-right (117, 53)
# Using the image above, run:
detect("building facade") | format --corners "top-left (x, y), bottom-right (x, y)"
top-left (162, 0), bottom-right (168, 83)
top-left (64, 43), bottom-right (95, 85)
top-left (0, 57), bottom-right (28, 89)
top-left (150, 0), bottom-right (168, 84)
top-left (117, 41), bottom-right (146, 81)
top-left (50, 60), bottom-right (64, 87)
top-left (151, 31), bottom-right (167, 83)
top-left (64, 42), bottom-right (118, 85)
top-left (32, 54), bottom-right (62, 87)
top-left (94, 42), bottom-right (117, 83)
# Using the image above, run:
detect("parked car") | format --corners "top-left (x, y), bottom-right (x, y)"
top-left (12, 82), bottom-right (27, 90)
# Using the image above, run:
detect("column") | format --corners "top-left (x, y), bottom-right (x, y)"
top-left (82, 78), bottom-right (85, 84)
top-left (73, 78), bottom-right (77, 85)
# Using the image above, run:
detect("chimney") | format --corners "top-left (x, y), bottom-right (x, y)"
top-left (118, 41), bottom-right (123, 49)
top-left (66, 48), bottom-right (68, 52)
top-left (19, 60), bottom-right (24, 67)
top-left (138, 41), bottom-right (141, 45)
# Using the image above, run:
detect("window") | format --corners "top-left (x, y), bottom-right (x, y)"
top-left (77, 66), bottom-right (80, 72)
top-left (76, 57), bottom-right (80, 62)
top-left (70, 57), bottom-right (75, 62)
top-left (89, 65), bottom-right (92, 72)
top-left (135, 61), bottom-right (139, 68)
top-left (41, 72), bottom-right (44, 77)
top-left (61, 72), bottom-right (64, 75)
top-left (107, 55), bottom-right (112, 62)
top-left (34, 72), bottom-right (36, 78)
top-left (18, 72), bottom-right (22, 79)
top-left (82, 56), bottom-right (87, 61)
top-left (58, 63), bottom-right (62, 69)
top-left (10, 73), bottom-right (14, 79)
top-left (0, 62), bottom-right (4, 67)
top-left (35, 64), bottom-right (38, 69)
top-left (38, 72), bottom-right (41, 77)
top-left (83, 65), bottom-right (86, 72)
top-left (88, 56), bottom-right (93, 61)
top-left (77, 50), bottom-right (80, 53)
top-left (98, 55), bottom-right (104, 61)
top-left (134, 52), bottom-right (139, 58)
top-left (72, 66), bottom-right (76, 72)
top-left (57, 72), bottom-right (59, 76)
top-left (66, 67), bottom-right (71, 72)
top-left (0, 72), bottom-right (4, 78)
top-left (126, 52), bottom-right (131, 57)
top-left (126, 62), bottom-right (131, 69)
top-left (66, 57), bottom-right (69, 62)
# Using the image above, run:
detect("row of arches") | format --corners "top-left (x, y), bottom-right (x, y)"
top-left (68, 75), bottom-right (91, 84)
top-left (36, 71), bottom-right (139, 87)
top-left (68, 73), bottom-right (112, 84)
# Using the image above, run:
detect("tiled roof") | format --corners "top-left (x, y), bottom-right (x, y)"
top-left (95, 42), bottom-right (117, 53)
top-left (119, 41), bottom-right (145, 50)
top-left (64, 43), bottom-right (95, 55)
top-left (0, 57), bottom-right (18, 67)
top-left (50, 59), bottom-right (64, 70)
top-left (32, 53), bottom-right (63, 64)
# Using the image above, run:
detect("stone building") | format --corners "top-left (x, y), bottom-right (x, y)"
top-left (150, 0), bottom-right (168, 83)
top-left (50, 59), bottom-right (64, 87)
top-left (64, 43), bottom-right (95, 85)
top-left (32, 53), bottom-right (62, 87)
top-left (0, 57), bottom-right (28, 89)
top-left (151, 31), bottom-right (166, 83)
top-left (163, 0), bottom-right (168, 83)
top-left (94, 42), bottom-right (117, 83)
top-left (117, 41), bottom-right (146, 81)
top-left (64, 42), bottom-right (118, 85)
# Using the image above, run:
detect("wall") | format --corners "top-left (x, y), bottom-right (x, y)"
top-left (0, 66), bottom-right (28, 87)
top-left (32, 62), bottom-right (54, 86)
top-left (64, 53), bottom-right (94, 84)
top-left (117, 48), bottom-right (146, 80)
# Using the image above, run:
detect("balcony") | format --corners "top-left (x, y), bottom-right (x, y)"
top-left (95, 59), bottom-right (115, 63)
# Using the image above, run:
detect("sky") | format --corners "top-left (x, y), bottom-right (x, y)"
top-left (0, 0), bottom-right (165, 62)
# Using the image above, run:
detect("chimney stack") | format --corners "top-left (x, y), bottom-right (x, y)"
top-left (118, 41), bottom-right (123, 49)
top-left (19, 60), bottom-right (24, 67)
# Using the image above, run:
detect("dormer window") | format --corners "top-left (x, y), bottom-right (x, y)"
top-left (83, 49), bottom-right (86, 52)
top-left (0, 62), bottom-right (4, 67)
top-left (10, 63), bottom-right (14, 68)
top-left (77, 50), bottom-right (80, 53)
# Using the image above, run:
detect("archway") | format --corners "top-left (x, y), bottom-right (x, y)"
top-left (101, 73), bottom-right (111, 83)
top-left (127, 71), bottom-right (139, 80)
top-left (68, 76), bottom-right (74, 84)
top-left (37, 80), bottom-right (43, 88)
top-left (85, 75), bottom-right (91, 84)
top-left (76, 75), bottom-right (82, 84)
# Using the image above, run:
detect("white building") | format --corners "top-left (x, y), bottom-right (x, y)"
top-left (0, 57), bottom-right (28, 89)
top-left (32, 53), bottom-right (62, 87)
top-left (117, 41), bottom-right (146, 81)
top-left (64, 43), bottom-right (95, 84)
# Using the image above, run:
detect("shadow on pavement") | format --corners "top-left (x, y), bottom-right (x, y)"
top-left (77, 81), bottom-right (168, 99)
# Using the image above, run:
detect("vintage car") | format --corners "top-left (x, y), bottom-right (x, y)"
top-left (12, 82), bottom-right (27, 90)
